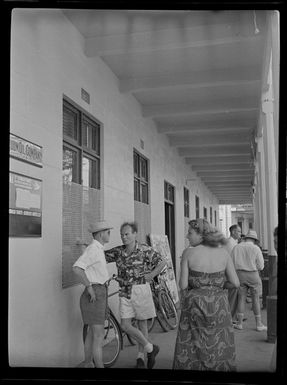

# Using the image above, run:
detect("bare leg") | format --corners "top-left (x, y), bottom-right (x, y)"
top-left (83, 326), bottom-right (93, 364)
top-left (235, 286), bottom-right (246, 328)
top-left (250, 287), bottom-right (266, 328)
top-left (137, 319), bottom-right (148, 356)
top-left (121, 318), bottom-right (151, 349)
top-left (90, 324), bottom-right (105, 368)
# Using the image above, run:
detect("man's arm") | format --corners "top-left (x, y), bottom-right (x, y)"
top-left (144, 249), bottom-right (167, 282)
top-left (104, 247), bottom-right (119, 263)
top-left (255, 248), bottom-right (265, 271)
top-left (145, 258), bottom-right (167, 282)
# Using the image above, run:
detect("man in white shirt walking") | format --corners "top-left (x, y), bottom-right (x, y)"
top-left (73, 221), bottom-right (113, 368)
top-left (231, 230), bottom-right (267, 332)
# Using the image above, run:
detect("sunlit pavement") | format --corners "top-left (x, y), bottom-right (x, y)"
top-left (110, 303), bottom-right (274, 371)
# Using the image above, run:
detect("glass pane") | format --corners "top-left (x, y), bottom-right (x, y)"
top-left (168, 185), bottom-right (174, 202)
top-left (164, 182), bottom-right (168, 200)
top-left (83, 156), bottom-right (100, 189)
top-left (83, 119), bottom-right (100, 154)
top-left (141, 183), bottom-right (148, 204)
top-left (91, 123), bottom-right (100, 154)
top-left (91, 158), bottom-right (100, 189)
top-left (140, 158), bottom-right (148, 180)
top-left (63, 106), bottom-right (78, 141)
top-left (63, 146), bottom-right (78, 183)
top-left (83, 124), bottom-right (88, 148)
top-left (82, 157), bottom-right (90, 187)
top-left (134, 179), bottom-right (140, 201)
top-left (134, 152), bottom-right (139, 177)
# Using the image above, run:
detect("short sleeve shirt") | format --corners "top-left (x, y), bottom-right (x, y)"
top-left (73, 239), bottom-right (110, 284)
top-left (231, 241), bottom-right (265, 271)
top-left (105, 241), bottom-right (164, 299)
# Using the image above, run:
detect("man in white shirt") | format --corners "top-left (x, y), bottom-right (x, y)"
top-left (224, 225), bottom-right (241, 323)
top-left (231, 230), bottom-right (267, 332)
top-left (73, 221), bottom-right (113, 368)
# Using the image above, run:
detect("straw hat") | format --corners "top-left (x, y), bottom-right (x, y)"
top-left (88, 221), bottom-right (113, 234)
top-left (245, 230), bottom-right (258, 241)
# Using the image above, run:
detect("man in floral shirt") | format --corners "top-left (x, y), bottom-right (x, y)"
top-left (105, 221), bottom-right (166, 369)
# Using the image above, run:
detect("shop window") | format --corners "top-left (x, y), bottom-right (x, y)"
top-left (203, 207), bottom-right (207, 220)
top-left (134, 150), bottom-right (149, 204)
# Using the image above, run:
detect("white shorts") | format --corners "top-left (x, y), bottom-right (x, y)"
top-left (119, 283), bottom-right (156, 320)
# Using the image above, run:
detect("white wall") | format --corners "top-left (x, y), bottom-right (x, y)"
top-left (9, 9), bottom-right (219, 367)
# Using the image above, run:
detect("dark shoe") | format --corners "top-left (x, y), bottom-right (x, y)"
top-left (147, 344), bottom-right (159, 369)
top-left (136, 358), bottom-right (145, 369)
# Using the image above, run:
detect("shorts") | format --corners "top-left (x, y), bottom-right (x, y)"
top-left (119, 283), bottom-right (156, 320)
top-left (80, 284), bottom-right (107, 325)
top-left (236, 270), bottom-right (261, 297)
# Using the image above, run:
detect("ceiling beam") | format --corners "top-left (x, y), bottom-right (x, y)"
top-left (205, 180), bottom-right (251, 185)
top-left (85, 23), bottom-right (261, 57)
top-left (178, 145), bottom-right (250, 157)
top-left (192, 163), bottom-right (253, 171)
top-left (158, 123), bottom-right (252, 134)
top-left (142, 103), bottom-right (257, 118)
top-left (219, 198), bottom-right (252, 205)
top-left (120, 67), bottom-right (260, 93)
top-left (203, 179), bottom-right (252, 185)
top-left (168, 132), bottom-right (250, 147)
top-left (201, 173), bottom-right (253, 178)
top-left (186, 156), bottom-right (252, 165)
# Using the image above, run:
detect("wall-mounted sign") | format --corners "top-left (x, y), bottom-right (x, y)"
top-left (10, 134), bottom-right (43, 167)
top-left (9, 172), bottom-right (42, 237)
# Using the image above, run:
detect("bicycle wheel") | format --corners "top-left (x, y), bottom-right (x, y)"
top-left (102, 313), bottom-right (123, 367)
top-left (158, 289), bottom-right (178, 330)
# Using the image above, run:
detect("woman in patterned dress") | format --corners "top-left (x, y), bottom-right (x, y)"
top-left (173, 218), bottom-right (240, 371)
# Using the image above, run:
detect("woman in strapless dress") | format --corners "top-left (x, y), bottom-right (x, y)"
top-left (173, 218), bottom-right (240, 371)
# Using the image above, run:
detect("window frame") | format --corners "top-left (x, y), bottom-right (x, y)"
top-left (63, 98), bottom-right (101, 189)
top-left (133, 149), bottom-right (149, 204)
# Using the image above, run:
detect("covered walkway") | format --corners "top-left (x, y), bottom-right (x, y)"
top-left (111, 304), bottom-right (274, 371)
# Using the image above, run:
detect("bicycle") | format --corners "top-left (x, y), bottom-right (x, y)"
top-left (148, 272), bottom-right (178, 333)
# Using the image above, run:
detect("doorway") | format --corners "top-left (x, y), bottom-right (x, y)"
top-left (164, 181), bottom-right (176, 275)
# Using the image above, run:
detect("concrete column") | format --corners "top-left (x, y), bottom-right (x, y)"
top-left (262, 73), bottom-right (278, 254)
top-left (252, 162), bottom-right (261, 240)
top-left (255, 135), bottom-right (268, 250)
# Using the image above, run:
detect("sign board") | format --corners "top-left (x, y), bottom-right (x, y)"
top-left (148, 234), bottom-right (179, 304)
top-left (9, 172), bottom-right (42, 237)
top-left (10, 134), bottom-right (43, 167)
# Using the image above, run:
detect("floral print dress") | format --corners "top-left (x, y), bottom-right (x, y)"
top-left (173, 269), bottom-right (236, 371)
